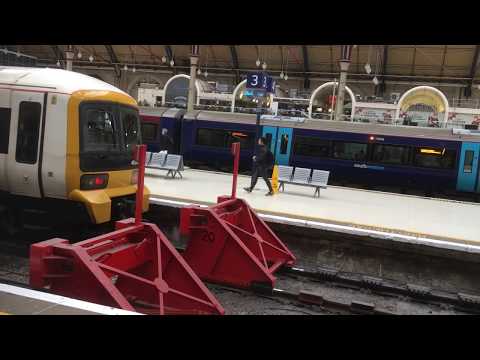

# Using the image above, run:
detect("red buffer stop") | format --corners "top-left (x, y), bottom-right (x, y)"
top-left (29, 145), bottom-right (224, 315)
top-left (180, 143), bottom-right (296, 289)
top-left (30, 219), bottom-right (225, 315)
top-left (180, 196), bottom-right (296, 289)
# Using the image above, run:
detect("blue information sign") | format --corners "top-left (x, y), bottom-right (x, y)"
top-left (266, 77), bottom-right (276, 93)
top-left (244, 89), bottom-right (266, 97)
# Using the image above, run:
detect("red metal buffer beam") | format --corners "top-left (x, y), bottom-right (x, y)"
top-left (29, 145), bottom-right (224, 315)
top-left (180, 143), bottom-right (296, 289)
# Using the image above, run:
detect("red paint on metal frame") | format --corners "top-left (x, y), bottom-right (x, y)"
top-left (180, 196), bottom-right (296, 289)
top-left (231, 142), bottom-right (240, 199)
top-left (29, 219), bottom-right (225, 315)
top-left (134, 145), bottom-right (146, 225)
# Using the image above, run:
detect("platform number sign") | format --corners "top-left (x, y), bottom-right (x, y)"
top-left (246, 73), bottom-right (275, 96)
top-left (266, 77), bottom-right (276, 94)
top-left (247, 73), bottom-right (264, 89)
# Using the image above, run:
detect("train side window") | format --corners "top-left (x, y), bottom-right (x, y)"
top-left (15, 101), bottom-right (41, 164)
top-left (333, 141), bottom-right (367, 161)
top-left (141, 123), bottom-right (158, 142)
top-left (413, 147), bottom-right (456, 169)
top-left (0, 107), bottom-right (11, 154)
top-left (280, 134), bottom-right (289, 154)
top-left (264, 133), bottom-right (273, 150)
top-left (372, 144), bottom-right (409, 165)
top-left (196, 128), bottom-right (228, 148)
top-left (293, 136), bottom-right (330, 158)
top-left (197, 128), bottom-right (255, 149)
top-left (463, 150), bottom-right (474, 173)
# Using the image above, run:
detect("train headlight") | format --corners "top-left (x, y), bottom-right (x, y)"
top-left (80, 174), bottom-right (109, 190)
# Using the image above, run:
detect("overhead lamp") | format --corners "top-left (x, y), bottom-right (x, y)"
top-left (280, 72), bottom-right (284, 79)
top-left (161, 56), bottom-right (167, 63)
top-left (372, 76), bottom-right (379, 85)
top-left (56, 60), bottom-right (61, 67)
top-left (364, 63), bottom-right (372, 74)
top-left (262, 62), bottom-right (267, 70)
top-left (77, 51), bottom-right (82, 59)
top-left (284, 74), bottom-right (289, 80)
top-left (204, 70), bottom-right (208, 78)
top-left (123, 64), bottom-right (128, 71)
top-left (170, 59), bottom-right (175, 67)
top-left (197, 68), bottom-right (202, 75)
top-left (256, 59), bottom-right (261, 67)
top-left (89, 55), bottom-right (94, 63)
top-left (132, 67), bottom-right (136, 73)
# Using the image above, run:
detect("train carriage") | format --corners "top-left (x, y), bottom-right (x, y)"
top-left (140, 106), bottom-right (480, 198)
top-left (0, 66), bottom-right (149, 231)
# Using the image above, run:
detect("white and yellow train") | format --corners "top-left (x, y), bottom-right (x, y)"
top-left (0, 66), bottom-right (149, 231)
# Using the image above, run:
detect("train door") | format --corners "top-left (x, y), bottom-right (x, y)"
top-left (262, 126), bottom-right (277, 154)
top-left (456, 142), bottom-right (480, 192)
top-left (0, 89), bottom-right (11, 191)
top-left (7, 91), bottom-right (45, 198)
top-left (275, 127), bottom-right (293, 166)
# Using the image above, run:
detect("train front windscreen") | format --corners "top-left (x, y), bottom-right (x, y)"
top-left (79, 101), bottom-right (141, 172)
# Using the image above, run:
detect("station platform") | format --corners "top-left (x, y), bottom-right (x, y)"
top-left (0, 283), bottom-right (140, 315)
top-left (145, 168), bottom-right (480, 253)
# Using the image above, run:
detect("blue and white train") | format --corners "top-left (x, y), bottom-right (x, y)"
top-left (140, 107), bottom-right (480, 198)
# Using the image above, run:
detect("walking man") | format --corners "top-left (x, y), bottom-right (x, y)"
top-left (159, 128), bottom-right (174, 153)
top-left (244, 137), bottom-right (274, 196)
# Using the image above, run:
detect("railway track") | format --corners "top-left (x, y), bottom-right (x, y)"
top-left (1, 227), bottom-right (478, 315)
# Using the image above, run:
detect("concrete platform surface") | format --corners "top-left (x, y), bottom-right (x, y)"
top-left (0, 283), bottom-right (140, 315)
top-left (145, 168), bottom-right (480, 246)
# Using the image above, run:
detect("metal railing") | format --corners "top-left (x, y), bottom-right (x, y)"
top-left (450, 98), bottom-right (480, 109)
top-left (144, 101), bottom-right (479, 130)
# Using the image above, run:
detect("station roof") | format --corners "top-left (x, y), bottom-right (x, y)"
top-left (7, 45), bottom-right (480, 86)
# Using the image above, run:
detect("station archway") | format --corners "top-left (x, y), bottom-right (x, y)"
top-left (395, 86), bottom-right (449, 127)
top-left (308, 82), bottom-right (356, 120)
top-left (162, 74), bottom-right (206, 107)
top-left (231, 79), bottom-right (273, 112)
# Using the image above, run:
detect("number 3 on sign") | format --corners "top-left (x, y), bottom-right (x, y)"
top-left (251, 74), bottom-right (258, 86)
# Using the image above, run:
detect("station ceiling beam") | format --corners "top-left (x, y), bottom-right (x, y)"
top-left (229, 45), bottom-right (240, 83)
top-left (465, 45), bottom-right (480, 97)
top-left (376, 45), bottom-right (389, 97)
top-left (50, 45), bottom-right (64, 64)
top-left (410, 46), bottom-right (417, 76)
top-left (164, 45), bottom-right (174, 63)
top-left (164, 45), bottom-right (177, 74)
top-left (302, 46), bottom-right (310, 89)
top-left (439, 45), bottom-right (448, 77)
top-left (105, 45), bottom-right (121, 78)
